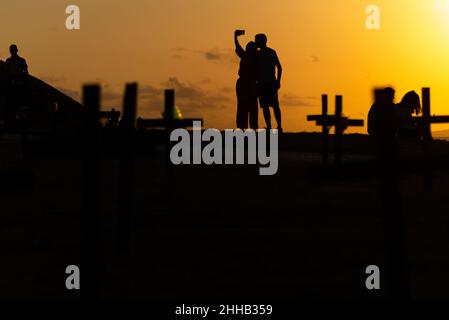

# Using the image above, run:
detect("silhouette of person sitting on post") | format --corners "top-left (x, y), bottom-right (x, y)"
top-left (234, 30), bottom-right (258, 130)
top-left (255, 33), bottom-right (283, 132)
top-left (369, 87), bottom-right (398, 166)
top-left (5, 44), bottom-right (29, 130)
top-left (395, 91), bottom-right (421, 140)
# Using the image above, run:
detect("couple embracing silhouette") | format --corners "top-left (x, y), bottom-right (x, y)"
top-left (234, 30), bottom-right (283, 132)
top-left (368, 87), bottom-right (422, 140)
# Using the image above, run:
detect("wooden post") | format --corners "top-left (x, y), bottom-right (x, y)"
top-left (122, 84), bottom-right (137, 130)
top-left (307, 96), bottom-right (363, 162)
top-left (81, 84), bottom-right (101, 300)
top-left (422, 88), bottom-right (432, 143)
top-left (374, 88), bottom-right (409, 299)
top-left (165, 89), bottom-right (175, 174)
top-left (165, 89), bottom-right (175, 124)
top-left (334, 95), bottom-right (343, 164)
top-left (117, 83), bottom-right (138, 255)
top-left (321, 95), bottom-right (329, 163)
top-left (422, 87), bottom-right (433, 190)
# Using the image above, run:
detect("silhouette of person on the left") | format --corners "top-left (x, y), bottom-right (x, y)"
top-left (369, 87), bottom-right (398, 166)
top-left (4, 44), bottom-right (29, 130)
top-left (368, 87), bottom-right (397, 139)
top-left (234, 30), bottom-right (258, 129)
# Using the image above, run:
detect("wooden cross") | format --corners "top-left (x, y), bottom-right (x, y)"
top-left (136, 89), bottom-right (203, 130)
top-left (409, 88), bottom-right (449, 142)
top-left (307, 95), bottom-right (364, 163)
top-left (411, 88), bottom-right (449, 189)
top-left (135, 89), bottom-right (203, 175)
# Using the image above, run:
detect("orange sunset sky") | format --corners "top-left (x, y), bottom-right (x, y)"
top-left (2, 0), bottom-right (449, 133)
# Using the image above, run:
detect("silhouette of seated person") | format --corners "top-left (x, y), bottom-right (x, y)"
top-left (395, 91), bottom-right (421, 140)
top-left (4, 44), bottom-right (29, 130)
top-left (234, 30), bottom-right (258, 129)
top-left (368, 87), bottom-right (397, 139)
top-left (369, 87), bottom-right (399, 163)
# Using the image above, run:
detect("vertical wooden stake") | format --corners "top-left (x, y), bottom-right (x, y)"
top-left (334, 95), bottom-right (343, 164)
top-left (117, 83), bottom-right (138, 255)
top-left (374, 89), bottom-right (409, 299)
top-left (422, 88), bottom-right (432, 143)
top-left (422, 87), bottom-right (433, 190)
top-left (81, 84), bottom-right (101, 300)
top-left (165, 89), bottom-right (175, 175)
top-left (165, 89), bottom-right (175, 125)
top-left (322, 94), bottom-right (329, 164)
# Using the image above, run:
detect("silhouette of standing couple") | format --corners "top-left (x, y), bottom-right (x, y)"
top-left (234, 30), bottom-right (282, 132)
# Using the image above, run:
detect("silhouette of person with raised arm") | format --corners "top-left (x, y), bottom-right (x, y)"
top-left (5, 44), bottom-right (29, 130)
top-left (255, 33), bottom-right (283, 132)
top-left (395, 91), bottom-right (421, 140)
top-left (234, 30), bottom-right (258, 129)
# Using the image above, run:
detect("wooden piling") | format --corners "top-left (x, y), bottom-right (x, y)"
top-left (165, 89), bottom-right (175, 175)
top-left (321, 95), bottom-right (329, 163)
top-left (117, 83), bottom-right (138, 255)
top-left (81, 84), bottom-right (101, 300)
top-left (165, 89), bottom-right (175, 126)
top-left (422, 88), bottom-right (432, 143)
top-left (334, 95), bottom-right (343, 164)
top-left (422, 88), bottom-right (433, 190)
top-left (374, 88), bottom-right (409, 300)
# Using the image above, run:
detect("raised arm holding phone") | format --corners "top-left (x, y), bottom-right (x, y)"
top-left (234, 30), bottom-right (258, 129)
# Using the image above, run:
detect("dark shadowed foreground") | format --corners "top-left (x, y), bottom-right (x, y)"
top-left (1, 132), bottom-right (449, 300)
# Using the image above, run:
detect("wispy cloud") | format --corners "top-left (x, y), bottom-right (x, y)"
top-left (55, 86), bottom-right (80, 101)
top-left (172, 47), bottom-right (237, 65)
top-left (163, 77), bottom-right (205, 100)
top-left (280, 93), bottom-right (318, 108)
top-left (309, 55), bottom-right (320, 63)
top-left (138, 77), bottom-right (231, 115)
top-left (102, 90), bottom-right (122, 101)
top-left (39, 75), bottom-right (67, 84)
top-left (172, 54), bottom-right (184, 60)
top-left (140, 84), bottom-right (161, 99)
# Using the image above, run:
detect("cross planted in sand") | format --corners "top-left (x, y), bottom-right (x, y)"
top-left (307, 94), bottom-right (364, 164)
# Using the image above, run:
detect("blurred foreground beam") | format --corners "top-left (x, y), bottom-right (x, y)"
top-left (81, 84), bottom-right (101, 300)
top-left (117, 83), bottom-right (137, 255)
top-left (374, 88), bottom-right (409, 300)
top-left (422, 88), bottom-right (433, 191)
